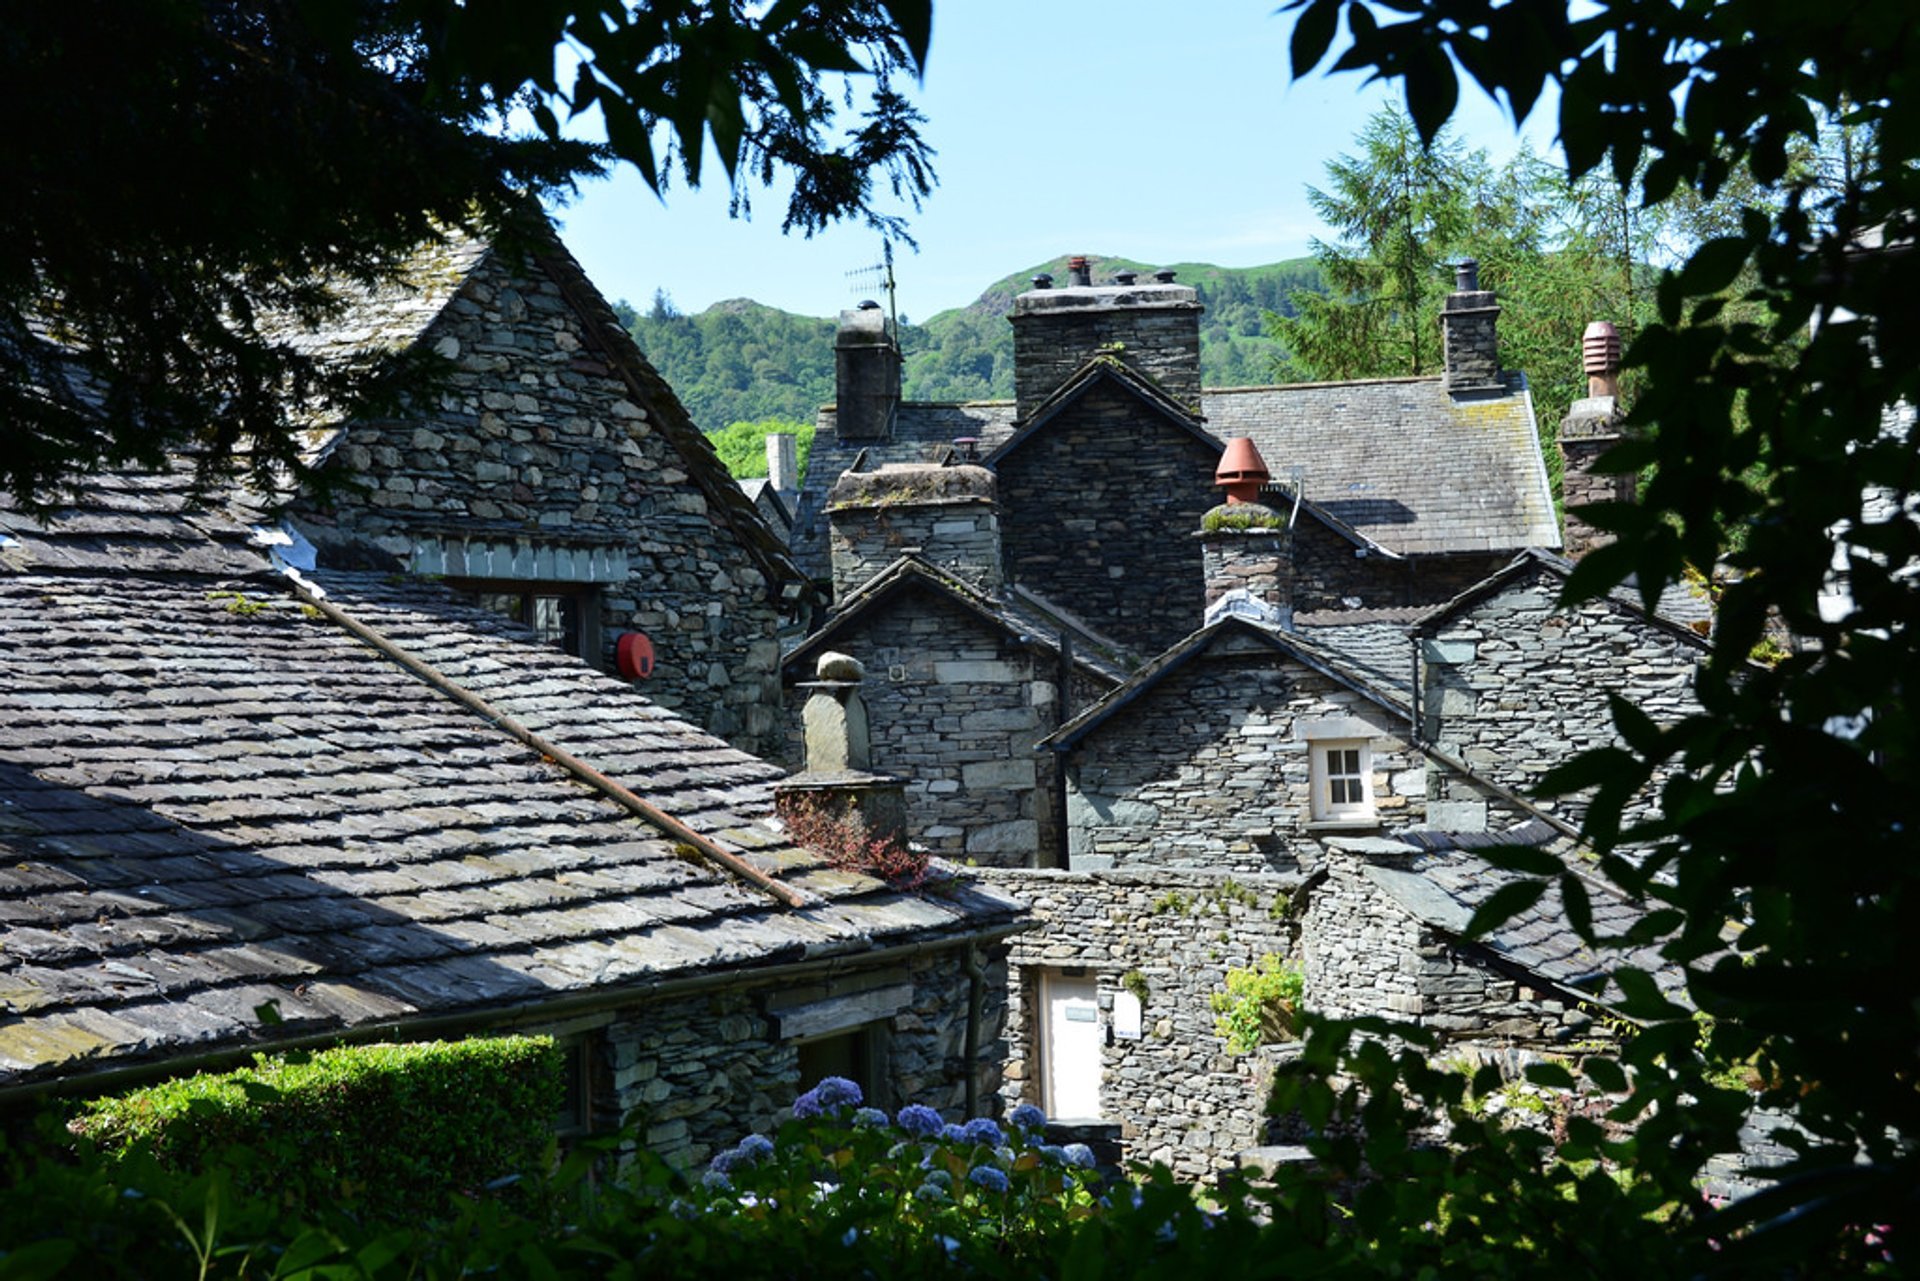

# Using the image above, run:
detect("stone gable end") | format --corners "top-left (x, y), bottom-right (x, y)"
top-left (295, 248), bottom-right (785, 755)
top-left (995, 383), bottom-right (1219, 653)
top-left (1419, 560), bottom-right (1707, 828)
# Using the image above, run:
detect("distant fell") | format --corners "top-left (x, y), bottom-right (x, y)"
top-left (620, 255), bottom-right (1322, 435)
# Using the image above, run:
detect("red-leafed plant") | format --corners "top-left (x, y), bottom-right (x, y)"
top-left (776, 793), bottom-right (929, 889)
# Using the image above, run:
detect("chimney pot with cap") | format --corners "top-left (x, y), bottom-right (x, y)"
top-left (1440, 257), bottom-right (1503, 392)
top-left (1068, 255), bottom-right (1093, 287)
top-left (1199, 438), bottom-right (1294, 630)
top-left (1113, 270), bottom-right (1138, 285)
top-left (1559, 319), bottom-right (1635, 558)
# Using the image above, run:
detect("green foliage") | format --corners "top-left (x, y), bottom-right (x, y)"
top-left (70, 1036), bottom-right (563, 1224)
top-left (6, 1), bottom-right (933, 507)
top-left (1209, 954), bottom-right (1304, 1053)
top-left (1151, 891), bottom-right (1191, 916)
top-left (705, 417), bottom-right (815, 483)
top-left (1201, 507), bottom-right (1287, 533)
top-left (1122, 970), bottom-right (1152, 1007)
top-left (1285, 0), bottom-right (1920, 1267)
top-left (626, 298), bottom-right (838, 433)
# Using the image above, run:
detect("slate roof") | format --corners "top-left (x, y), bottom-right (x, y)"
top-left (1296, 607), bottom-right (1426, 694)
top-left (783, 556), bottom-right (1133, 687)
top-left (792, 371), bottom-right (1558, 584)
top-left (0, 491), bottom-right (1021, 1094)
top-left (1410, 547), bottom-right (1716, 649)
top-left (1348, 824), bottom-right (1682, 1000)
top-left (983, 358), bottom-right (1215, 467)
top-left (1204, 376), bottom-right (1560, 557)
top-left (1040, 615), bottom-right (1411, 752)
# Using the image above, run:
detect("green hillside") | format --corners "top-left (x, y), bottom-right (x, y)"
top-left (619, 255), bottom-right (1321, 436)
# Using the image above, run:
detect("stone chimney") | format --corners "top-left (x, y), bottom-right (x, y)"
top-left (1439, 259), bottom-right (1503, 392)
top-left (1558, 321), bottom-right (1633, 558)
top-left (774, 651), bottom-right (909, 853)
top-left (1010, 260), bottom-right (1203, 420)
top-left (834, 301), bottom-right (899, 441)
top-left (1199, 438), bottom-right (1294, 629)
top-left (826, 463), bottom-right (1001, 601)
top-left (766, 432), bottom-right (799, 499)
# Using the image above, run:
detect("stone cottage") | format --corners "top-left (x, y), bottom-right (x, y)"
top-left (273, 221), bottom-right (802, 759)
top-left (0, 468), bottom-right (1023, 1157)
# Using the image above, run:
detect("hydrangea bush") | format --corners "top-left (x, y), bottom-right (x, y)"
top-left (680, 1078), bottom-right (1105, 1273)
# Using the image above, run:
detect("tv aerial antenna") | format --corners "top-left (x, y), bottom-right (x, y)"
top-left (845, 240), bottom-right (900, 346)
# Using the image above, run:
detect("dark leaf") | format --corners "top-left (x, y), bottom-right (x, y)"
top-left (1463, 879), bottom-right (1547, 940)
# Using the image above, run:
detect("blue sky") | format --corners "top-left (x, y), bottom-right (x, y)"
top-left (544, 2), bottom-right (1557, 323)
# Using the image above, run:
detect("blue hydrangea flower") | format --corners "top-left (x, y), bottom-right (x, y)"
top-left (792, 1074), bottom-right (863, 1119)
top-left (967, 1165), bottom-right (1011, 1193)
top-left (896, 1104), bottom-right (944, 1138)
top-left (940, 1123), bottom-right (967, 1142)
top-left (1008, 1102), bottom-right (1047, 1134)
top-left (960, 1117), bottom-right (1004, 1147)
top-left (921, 1168), bottom-right (954, 1192)
top-left (701, 1169), bottom-right (732, 1192)
top-left (852, 1106), bottom-right (889, 1128)
top-left (736, 1133), bottom-right (775, 1163)
top-left (917, 1179), bottom-right (952, 1203)
top-left (1063, 1142), bottom-right (1096, 1168)
top-left (1039, 1144), bottom-right (1068, 1164)
top-left (707, 1147), bottom-right (740, 1174)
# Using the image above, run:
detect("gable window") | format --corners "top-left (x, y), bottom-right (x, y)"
top-left (1311, 739), bottom-right (1375, 825)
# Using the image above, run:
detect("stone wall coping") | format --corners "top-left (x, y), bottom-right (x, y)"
top-left (975, 866), bottom-right (1304, 889)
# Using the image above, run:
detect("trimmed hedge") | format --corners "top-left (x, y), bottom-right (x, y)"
top-left (69, 1036), bottom-right (563, 1222)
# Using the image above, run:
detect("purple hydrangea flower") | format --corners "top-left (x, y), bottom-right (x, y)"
top-left (896, 1104), bottom-right (944, 1139)
top-left (792, 1075), bottom-right (863, 1119)
top-left (960, 1117), bottom-right (1004, 1147)
top-left (707, 1147), bottom-right (740, 1174)
top-left (967, 1165), bottom-right (1011, 1193)
top-left (736, 1133), bottom-right (775, 1163)
top-left (1063, 1143), bottom-right (1096, 1168)
top-left (852, 1106), bottom-right (889, 1128)
top-left (1008, 1102), bottom-right (1047, 1134)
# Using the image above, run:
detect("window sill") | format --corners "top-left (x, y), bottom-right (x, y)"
top-left (1304, 817), bottom-right (1381, 833)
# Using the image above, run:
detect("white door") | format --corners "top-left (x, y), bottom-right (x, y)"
top-left (1042, 972), bottom-right (1103, 1122)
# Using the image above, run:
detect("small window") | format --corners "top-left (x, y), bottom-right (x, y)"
top-left (453, 580), bottom-right (598, 662)
top-left (795, 1024), bottom-right (889, 1110)
top-left (1311, 739), bottom-right (1375, 824)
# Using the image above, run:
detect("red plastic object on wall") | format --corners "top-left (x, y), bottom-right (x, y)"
top-left (616, 631), bottom-right (656, 680)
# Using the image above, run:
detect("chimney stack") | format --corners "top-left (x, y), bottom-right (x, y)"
top-left (1558, 321), bottom-right (1634, 559)
top-left (1440, 258), bottom-right (1503, 392)
top-left (1200, 439), bottom-right (1294, 630)
top-left (766, 432), bottom-right (799, 498)
top-left (833, 301), bottom-right (899, 441)
top-left (826, 463), bottom-right (1002, 601)
top-left (1011, 256), bottom-right (1203, 420)
top-left (775, 651), bottom-right (909, 855)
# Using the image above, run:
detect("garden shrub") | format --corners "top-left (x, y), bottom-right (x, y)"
top-left (1210, 953), bottom-right (1304, 1053)
top-left (68, 1035), bottom-right (562, 1224)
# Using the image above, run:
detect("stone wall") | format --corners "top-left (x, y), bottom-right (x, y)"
top-left (786, 590), bottom-right (1061, 865)
top-left (1063, 639), bottom-right (1424, 873)
top-left (995, 382), bottom-right (1219, 655)
top-left (589, 942), bottom-right (1011, 1169)
top-left (295, 249), bottom-right (787, 757)
top-left (982, 867), bottom-right (1300, 1181)
top-left (1010, 285), bottom-right (1203, 419)
top-left (1418, 559), bottom-right (1707, 828)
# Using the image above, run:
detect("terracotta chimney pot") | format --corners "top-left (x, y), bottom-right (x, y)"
top-left (1214, 437), bottom-right (1272, 505)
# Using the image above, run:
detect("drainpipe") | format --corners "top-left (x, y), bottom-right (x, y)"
top-left (964, 943), bottom-right (987, 1117)
top-left (1052, 629), bottom-right (1074, 870)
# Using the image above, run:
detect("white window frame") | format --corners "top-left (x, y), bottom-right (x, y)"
top-left (1310, 738), bottom-right (1375, 824)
